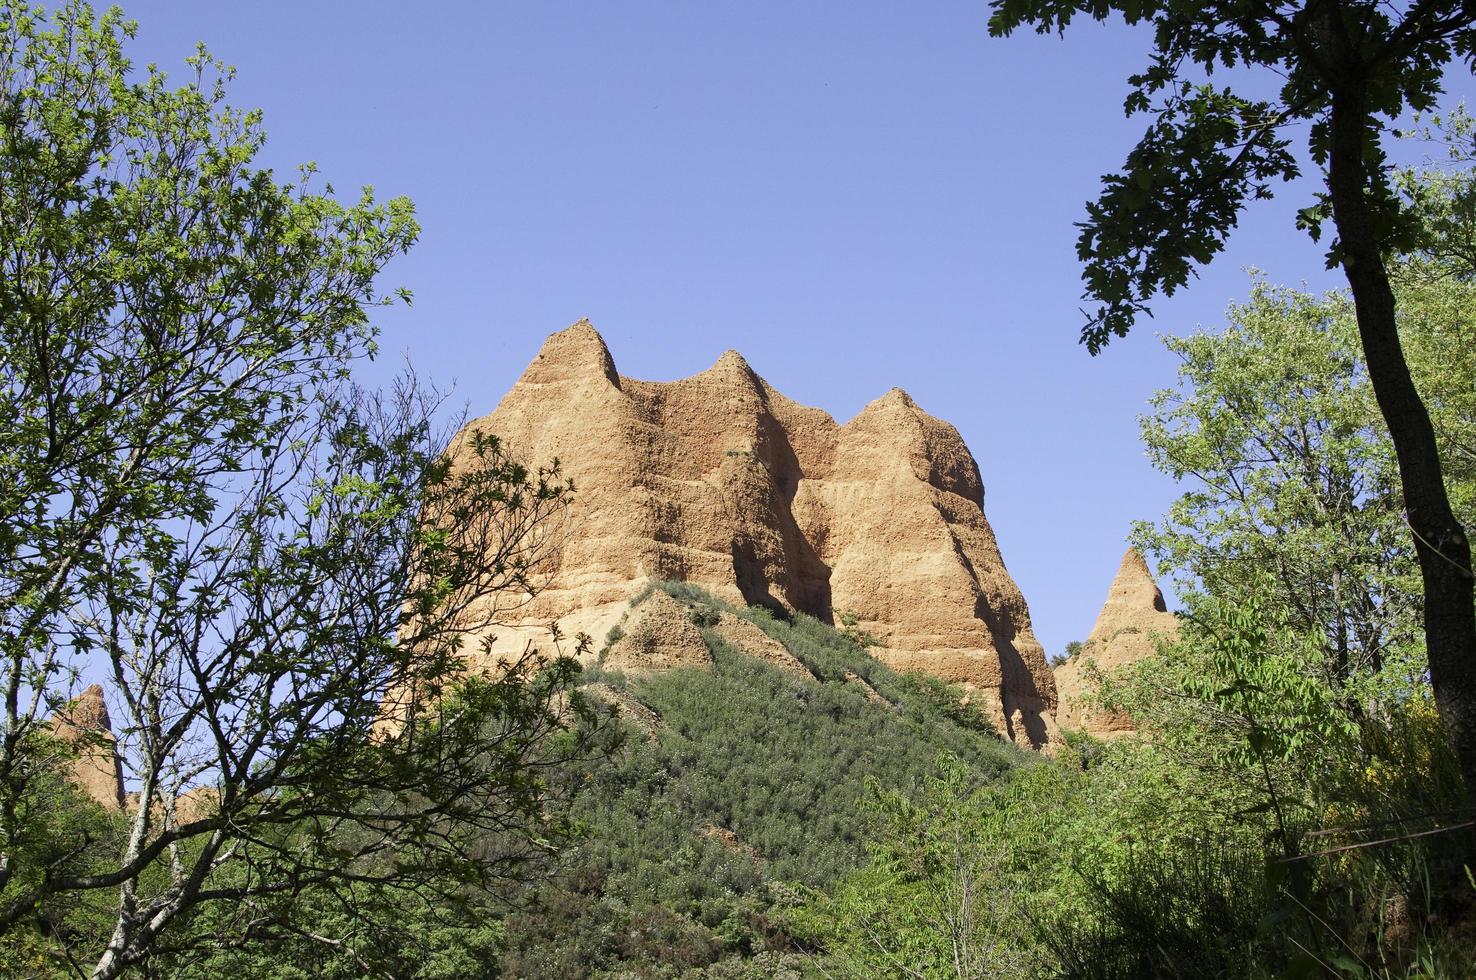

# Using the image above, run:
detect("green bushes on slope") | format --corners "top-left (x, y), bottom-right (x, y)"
top-left (127, 582), bottom-right (1022, 978)
top-left (496, 583), bottom-right (1027, 977)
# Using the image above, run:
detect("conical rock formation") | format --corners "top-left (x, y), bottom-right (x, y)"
top-left (456, 321), bottom-right (1056, 746)
top-left (603, 590), bottom-right (714, 673)
top-left (48, 684), bottom-right (125, 810)
top-left (1054, 549), bottom-right (1179, 738)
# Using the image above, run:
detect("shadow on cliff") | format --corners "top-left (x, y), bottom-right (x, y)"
top-left (711, 403), bottom-right (833, 623)
top-left (755, 404), bottom-right (834, 623)
top-left (730, 537), bottom-right (833, 622)
top-left (975, 594), bottom-right (1051, 749)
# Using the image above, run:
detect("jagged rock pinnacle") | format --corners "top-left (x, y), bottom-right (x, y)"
top-left (711, 349), bottom-right (751, 373)
top-left (858, 387), bottom-right (917, 414)
top-left (521, 318), bottom-right (620, 386)
top-left (1055, 548), bottom-right (1178, 738)
top-left (1095, 548), bottom-right (1170, 621)
top-left (62, 684), bottom-right (111, 731)
top-left (49, 685), bottom-right (125, 809)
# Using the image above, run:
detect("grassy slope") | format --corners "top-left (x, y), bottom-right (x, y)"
top-left (499, 582), bottom-right (1029, 978)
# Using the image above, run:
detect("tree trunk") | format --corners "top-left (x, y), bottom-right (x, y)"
top-left (1327, 84), bottom-right (1476, 798)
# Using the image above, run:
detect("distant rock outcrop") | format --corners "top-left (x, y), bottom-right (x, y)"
top-left (1054, 549), bottom-right (1178, 738)
top-left (48, 684), bottom-right (125, 810)
top-left (456, 320), bottom-right (1056, 746)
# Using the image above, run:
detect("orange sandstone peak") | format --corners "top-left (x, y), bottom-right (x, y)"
top-left (459, 320), bottom-right (1057, 747)
top-left (709, 349), bottom-right (756, 376)
top-left (49, 685), bottom-right (126, 810)
top-left (60, 684), bottom-right (111, 730)
top-left (521, 318), bottom-right (621, 386)
top-left (1054, 548), bottom-right (1179, 738)
top-left (1092, 549), bottom-right (1170, 626)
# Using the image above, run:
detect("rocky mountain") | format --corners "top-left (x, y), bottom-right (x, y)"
top-left (1054, 548), bottom-right (1179, 738)
top-left (457, 320), bottom-right (1057, 746)
top-left (48, 684), bottom-right (125, 810)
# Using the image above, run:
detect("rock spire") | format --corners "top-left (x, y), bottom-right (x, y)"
top-left (1054, 549), bottom-right (1179, 738)
top-left (48, 684), bottom-right (126, 810)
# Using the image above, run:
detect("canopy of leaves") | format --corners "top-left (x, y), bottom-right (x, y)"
top-left (987, 0), bottom-right (1476, 351)
top-left (0, 4), bottom-right (598, 974)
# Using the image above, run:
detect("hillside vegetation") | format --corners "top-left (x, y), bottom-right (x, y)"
top-left (501, 583), bottom-right (1027, 977)
top-left (9, 5), bottom-right (1476, 978)
top-left (134, 583), bottom-right (1026, 978)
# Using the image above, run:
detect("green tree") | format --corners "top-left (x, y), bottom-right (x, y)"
top-left (1394, 108), bottom-right (1476, 526)
top-left (1049, 640), bottom-right (1083, 668)
top-left (803, 243), bottom-right (1476, 980)
top-left (0, 4), bottom-right (595, 975)
top-left (1133, 237), bottom-right (1476, 714)
top-left (798, 756), bottom-right (1043, 979)
top-left (988, 0), bottom-right (1476, 794)
top-left (1135, 281), bottom-right (1421, 712)
top-left (1105, 260), bottom-right (1476, 973)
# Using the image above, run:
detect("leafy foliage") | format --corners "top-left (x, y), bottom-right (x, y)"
top-left (82, 584), bottom-right (1021, 977)
top-left (0, 5), bottom-right (598, 974)
top-left (1136, 281), bottom-right (1422, 717)
top-left (985, 0), bottom-right (1472, 351)
top-left (1034, 259), bottom-right (1476, 977)
top-left (803, 220), bottom-right (1476, 979)
top-left (796, 755), bottom-right (1053, 979)
top-left (987, 0), bottom-right (1476, 805)
top-left (1132, 252), bottom-right (1476, 734)
top-left (495, 585), bottom-right (1027, 978)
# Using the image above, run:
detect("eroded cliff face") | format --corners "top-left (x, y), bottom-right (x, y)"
top-left (1054, 549), bottom-right (1179, 738)
top-left (48, 684), bottom-right (125, 810)
top-left (460, 320), bottom-right (1057, 746)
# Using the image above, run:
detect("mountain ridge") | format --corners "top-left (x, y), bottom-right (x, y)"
top-left (459, 319), bottom-right (1058, 746)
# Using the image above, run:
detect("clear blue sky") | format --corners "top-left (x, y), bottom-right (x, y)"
top-left (116, 1), bottom-right (1470, 655)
